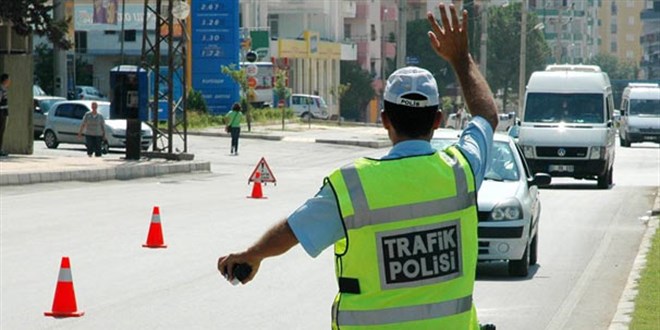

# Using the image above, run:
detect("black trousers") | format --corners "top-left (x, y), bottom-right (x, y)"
top-left (230, 127), bottom-right (241, 153)
top-left (85, 135), bottom-right (104, 157)
top-left (0, 111), bottom-right (7, 151)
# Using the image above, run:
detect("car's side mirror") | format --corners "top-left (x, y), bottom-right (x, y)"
top-left (530, 173), bottom-right (551, 187)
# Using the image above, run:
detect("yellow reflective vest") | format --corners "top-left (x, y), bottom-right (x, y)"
top-left (326, 146), bottom-right (480, 329)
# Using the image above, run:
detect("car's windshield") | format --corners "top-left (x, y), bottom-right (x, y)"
top-left (316, 97), bottom-right (328, 108)
top-left (429, 139), bottom-right (520, 181)
top-left (38, 99), bottom-right (65, 112)
top-left (524, 93), bottom-right (604, 124)
top-left (487, 142), bottom-right (519, 181)
top-left (630, 99), bottom-right (660, 116)
top-left (97, 104), bottom-right (111, 117)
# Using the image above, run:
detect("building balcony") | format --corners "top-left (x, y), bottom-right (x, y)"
top-left (384, 42), bottom-right (397, 58)
top-left (382, 5), bottom-right (398, 21)
top-left (343, 1), bottom-right (356, 18)
top-left (356, 2), bottom-right (369, 19)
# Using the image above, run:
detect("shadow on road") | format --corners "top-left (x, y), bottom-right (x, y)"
top-left (476, 261), bottom-right (540, 281)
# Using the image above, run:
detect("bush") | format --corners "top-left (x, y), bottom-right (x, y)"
top-left (250, 107), bottom-right (295, 121)
top-left (187, 89), bottom-right (208, 113)
top-left (187, 111), bottom-right (225, 128)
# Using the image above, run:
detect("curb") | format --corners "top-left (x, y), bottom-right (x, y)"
top-left (189, 131), bottom-right (390, 148)
top-left (189, 131), bottom-right (284, 141)
top-left (608, 188), bottom-right (660, 329)
top-left (315, 139), bottom-right (391, 149)
top-left (0, 160), bottom-right (211, 186)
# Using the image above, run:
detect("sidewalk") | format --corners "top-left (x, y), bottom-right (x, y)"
top-left (0, 122), bottom-right (390, 186)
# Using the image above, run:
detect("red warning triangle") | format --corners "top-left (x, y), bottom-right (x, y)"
top-left (249, 157), bottom-right (277, 184)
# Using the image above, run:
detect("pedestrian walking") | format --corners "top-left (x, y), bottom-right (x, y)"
top-left (218, 3), bottom-right (499, 329)
top-left (77, 102), bottom-right (106, 157)
top-left (0, 73), bottom-right (10, 157)
top-left (226, 102), bottom-right (243, 155)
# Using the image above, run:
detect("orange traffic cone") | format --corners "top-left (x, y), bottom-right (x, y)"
top-left (142, 206), bottom-right (167, 248)
top-left (44, 257), bottom-right (84, 317)
top-left (248, 172), bottom-right (266, 199)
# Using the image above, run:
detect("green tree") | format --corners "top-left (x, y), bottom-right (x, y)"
top-left (33, 43), bottom-right (92, 95)
top-left (273, 68), bottom-right (291, 130)
top-left (588, 53), bottom-right (639, 80)
top-left (487, 3), bottom-right (550, 111)
top-left (1, 0), bottom-right (71, 50)
top-left (330, 83), bottom-right (351, 125)
top-left (405, 19), bottom-right (453, 96)
top-left (340, 61), bottom-right (375, 121)
top-left (221, 64), bottom-right (255, 131)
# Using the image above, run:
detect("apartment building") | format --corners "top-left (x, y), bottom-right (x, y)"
top-left (598, 0), bottom-right (645, 63)
top-left (640, 0), bottom-right (660, 78)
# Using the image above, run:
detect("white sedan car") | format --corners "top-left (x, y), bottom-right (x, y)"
top-left (43, 100), bottom-right (153, 152)
top-left (431, 130), bottom-right (551, 276)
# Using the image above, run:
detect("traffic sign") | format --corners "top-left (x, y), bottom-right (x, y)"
top-left (245, 50), bottom-right (258, 62)
top-left (245, 64), bottom-right (258, 77)
top-left (249, 157), bottom-right (277, 184)
top-left (247, 76), bottom-right (258, 88)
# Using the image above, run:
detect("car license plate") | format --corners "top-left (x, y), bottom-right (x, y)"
top-left (643, 136), bottom-right (658, 141)
top-left (549, 165), bottom-right (574, 172)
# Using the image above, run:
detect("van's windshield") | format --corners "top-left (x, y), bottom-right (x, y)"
top-left (524, 93), bottom-right (604, 124)
top-left (630, 99), bottom-right (660, 116)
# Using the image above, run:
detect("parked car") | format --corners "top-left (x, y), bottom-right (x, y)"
top-left (33, 85), bottom-right (47, 97)
top-left (43, 100), bottom-right (153, 152)
top-left (431, 130), bottom-right (551, 276)
top-left (73, 85), bottom-right (108, 101)
top-left (290, 94), bottom-right (329, 120)
top-left (33, 96), bottom-right (66, 139)
top-left (444, 112), bottom-right (471, 129)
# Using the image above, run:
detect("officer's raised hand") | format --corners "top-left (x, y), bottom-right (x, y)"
top-left (427, 3), bottom-right (469, 66)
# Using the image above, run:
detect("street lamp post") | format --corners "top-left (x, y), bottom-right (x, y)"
top-left (517, 2), bottom-right (544, 118)
top-left (517, 0), bottom-right (528, 117)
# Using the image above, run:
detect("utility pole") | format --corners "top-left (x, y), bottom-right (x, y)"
top-left (53, 0), bottom-right (68, 97)
top-left (480, 3), bottom-right (488, 79)
top-left (120, 0), bottom-right (126, 64)
top-left (517, 0), bottom-right (528, 117)
top-left (396, 0), bottom-right (406, 69)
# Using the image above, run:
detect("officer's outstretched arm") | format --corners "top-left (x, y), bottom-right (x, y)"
top-left (218, 219), bottom-right (299, 285)
top-left (427, 3), bottom-right (498, 131)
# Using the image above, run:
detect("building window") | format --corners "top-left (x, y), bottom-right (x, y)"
top-left (370, 24), bottom-right (376, 41)
top-left (611, 1), bottom-right (617, 14)
top-left (344, 23), bottom-right (351, 40)
top-left (75, 31), bottom-right (87, 53)
top-left (268, 14), bottom-right (279, 39)
top-left (626, 0), bottom-right (634, 8)
top-left (123, 30), bottom-right (136, 42)
top-left (611, 22), bottom-right (617, 34)
top-left (611, 41), bottom-right (617, 52)
top-left (628, 16), bottom-right (635, 25)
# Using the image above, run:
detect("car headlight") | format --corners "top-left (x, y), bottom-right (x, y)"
top-left (522, 145), bottom-right (534, 158)
top-left (590, 146), bottom-right (602, 159)
top-left (489, 199), bottom-right (523, 221)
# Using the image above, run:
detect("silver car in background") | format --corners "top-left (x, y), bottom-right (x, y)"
top-left (43, 100), bottom-right (153, 152)
top-left (431, 130), bottom-right (551, 276)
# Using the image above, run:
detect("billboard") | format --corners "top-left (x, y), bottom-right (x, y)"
top-left (191, 0), bottom-right (240, 114)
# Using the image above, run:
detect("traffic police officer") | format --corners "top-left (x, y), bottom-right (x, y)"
top-left (218, 3), bottom-right (499, 329)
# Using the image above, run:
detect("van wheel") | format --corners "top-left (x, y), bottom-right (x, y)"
top-left (597, 166), bottom-right (612, 189)
top-left (620, 135), bottom-right (631, 147)
top-left (43, 130), bottom-right (59, 149)
top-left (301, 113), bottom-right (311, 121)
top-left (508, 245), bottom-right (530, 277)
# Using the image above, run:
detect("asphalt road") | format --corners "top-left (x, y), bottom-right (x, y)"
top-left (1, 136), bottom-right (658, 329)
